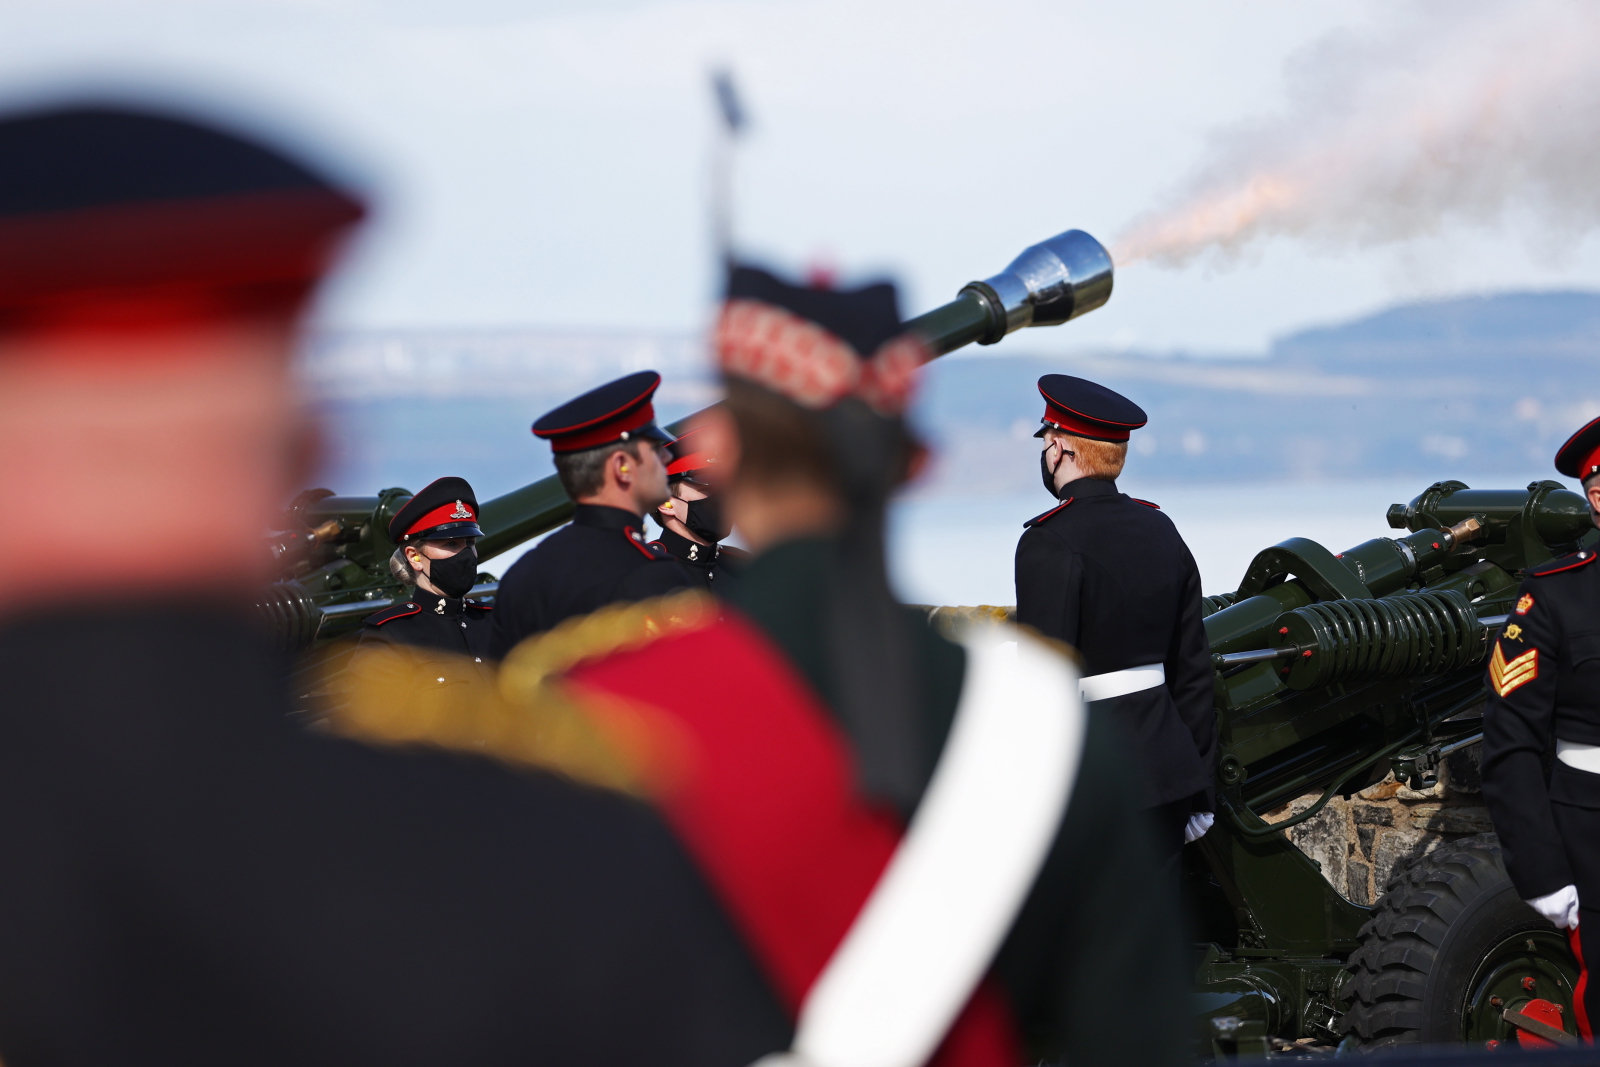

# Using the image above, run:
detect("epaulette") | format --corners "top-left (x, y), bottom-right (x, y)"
top-left (364, 600), bottom-right (421, 626)
top-left (623, 526), bottom-right (673, 561)
top-left (324, 589), bottom-right (720, 795)
top-left (1130, 497), bottom-right (1161, 509)
top-left (1023, 496), bottom-right (1074, 528)
top-left (1529, 548), bottom-right (1598, 577)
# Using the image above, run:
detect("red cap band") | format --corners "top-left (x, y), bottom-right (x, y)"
top-left (405, 499), bottom-right (478, 537)
top-left (0, 188), bottom-right (362, 336)
top-left (1041, 401), bottom-right (1134, 442)
top-left (545, 400), bottom-right (656, 453)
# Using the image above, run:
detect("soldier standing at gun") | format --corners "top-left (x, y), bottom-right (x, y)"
top-left (488, 372), bottom-right (692, 659)
top-left (1481, 416), bottom-right (1600, 1040)
top-left (1014, 375), bottom-right (1216, 857)
top-left (351, 476), bottom-right (495, 691)
top-left (649, 425), bottom-right (748, 590)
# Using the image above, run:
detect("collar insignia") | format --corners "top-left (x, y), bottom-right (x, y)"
top-left (688, 543), bottom-right (700, 561)
top-left (435, 599), bottom-right (446, 614)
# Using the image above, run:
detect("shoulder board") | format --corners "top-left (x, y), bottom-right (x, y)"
top-left (623, 527), bottom-right (672, 560)
top-left (1024, 496), bottom-right (1074, 529)
top-left (365, 601), bottom-right (421, 626)
top-left (1530, 549), bottom-right (1598, 577)
top-left (1130, 497), bottom-right (1161, 509)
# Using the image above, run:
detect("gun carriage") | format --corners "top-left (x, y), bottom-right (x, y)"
top-left (264, 229), bottom-right (1590, 1056)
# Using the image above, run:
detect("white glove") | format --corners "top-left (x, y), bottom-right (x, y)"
top-left (1525, 885), bottom-right (1581, 930)
top-left (1184, 812), bottom-right (1215, 844)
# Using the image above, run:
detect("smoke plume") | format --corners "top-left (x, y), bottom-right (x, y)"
top-left (1116, 2), bottom-right (1600, 268)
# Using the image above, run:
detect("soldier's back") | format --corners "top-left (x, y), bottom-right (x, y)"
top-left (0, 604), bottom-right (787, 1067)
top-left (490, 504), bottom-right (689, 658)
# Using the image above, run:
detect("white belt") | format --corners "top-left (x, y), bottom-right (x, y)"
top-left (1079, 662), bottom-right (1165, 702)
top-left (754, 628), bottom-right (1085, 1067)
top-left (1557, 739), bottom-right (1600, 774)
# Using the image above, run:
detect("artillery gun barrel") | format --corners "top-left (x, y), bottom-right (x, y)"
top-left (477, 229), bottom-right (1112, 560)
top-left (274, 229), bottom-right (1115, 645)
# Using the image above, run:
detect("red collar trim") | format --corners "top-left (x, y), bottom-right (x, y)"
top-left (1024, 496), bottom-right (1074, 527)
top-left (623, 527), bottom-right (662, 559)
top-left (368, 602), bottom-right (421, 625)
top-left (1535, 550), bottom-right (1597, 576)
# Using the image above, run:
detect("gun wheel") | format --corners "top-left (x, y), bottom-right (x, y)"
top-left (1337, 833), bottom-right (1582, 1051)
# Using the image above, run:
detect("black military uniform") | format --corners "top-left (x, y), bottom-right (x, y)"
top-left (650, 426), bottom-right (748, 590)
top-left (1014, 375), bottom-right (1216, 851)
top-left (488, 373), bottom-right (691, 659)
top-left (355, 477), bottom-right (494, 690)
top-left (1481, 416), bottom-right (1600, 1038)
top-left (0, 104), bottom-right (789, 1067)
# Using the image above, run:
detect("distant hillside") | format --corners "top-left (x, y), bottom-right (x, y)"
top-left (911, 290), bottom-right (1600, 495)
top-left (301, 290), bottom-right (1600, 499)
top-left (1274, 290), bottom-right (1600, 364)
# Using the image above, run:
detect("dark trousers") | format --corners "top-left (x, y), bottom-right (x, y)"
top-left (1149, 798), bottom-right (1192, 865)
top-left (1553, 802), bottom-right (1600, 1037)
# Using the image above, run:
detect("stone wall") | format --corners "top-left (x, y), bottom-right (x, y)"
top-left (1261, 745), bottom-right (1492, 906)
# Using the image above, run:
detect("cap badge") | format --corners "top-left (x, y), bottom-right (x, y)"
top-left (450, 500), bottom-right (472, 520)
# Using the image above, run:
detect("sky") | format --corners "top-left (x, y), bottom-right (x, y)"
top-left (5, 0), bottom-right (1600, 353)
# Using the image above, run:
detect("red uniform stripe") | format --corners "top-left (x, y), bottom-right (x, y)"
top-left (567, 612), bottom-right (1019, 1067)
top-left (1572, 927), bottom-right (1593, 1041)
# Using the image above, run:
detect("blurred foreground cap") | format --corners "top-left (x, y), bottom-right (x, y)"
top-left (1555, 416), bottom-right (1600, 481)
top-left (389, 477), bottom-right (483, 543)
top-left (0, 103), bottom-right (365, 334)
top-left (1034, 374), bottom-right (1147, 442)
top-left (532, 370), bottom-right (674, 454)
top-left (716, 264), bottom-right (927, 415)
top-left (664, 425), bottom-right (720, 481)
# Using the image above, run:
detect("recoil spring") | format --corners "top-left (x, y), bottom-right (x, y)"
top-left (254, 581), bottom-right (325, 654)
top-left (1277, 589), bottom-right (1484, 690)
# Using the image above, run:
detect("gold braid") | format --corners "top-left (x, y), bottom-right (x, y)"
top-left (323, 590), bottom-right (719, 795)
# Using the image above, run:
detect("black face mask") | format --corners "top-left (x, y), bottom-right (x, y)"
top-left (685, 496), bottom-right (732, 543)
top-left (1040, 447), bottom-right (1061, 499)
top-left (424, 545), bottom-right (479, 599)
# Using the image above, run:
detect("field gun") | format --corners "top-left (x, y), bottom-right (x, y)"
top-left (1185, 479), bottom-right (1596, 1055)
top-left (259, 228), bottom-right (1113, 652)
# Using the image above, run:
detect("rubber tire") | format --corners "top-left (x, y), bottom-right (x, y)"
top-left (1338, 833), bottom-right (1555, 1049)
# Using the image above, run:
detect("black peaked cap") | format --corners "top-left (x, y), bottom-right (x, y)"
top-left (388, 477), bottom-right (483, 542)
top-left (727, 264), bottom-right (902, 355)
top-left (532, 370), bottom-right (672, 453)
top-left (1035, 374), bottom-right (1148, 441)
top-left (1555, 415), bottom-right (1600, 479)
top-left (0, 105), bottom-right (334, 218)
